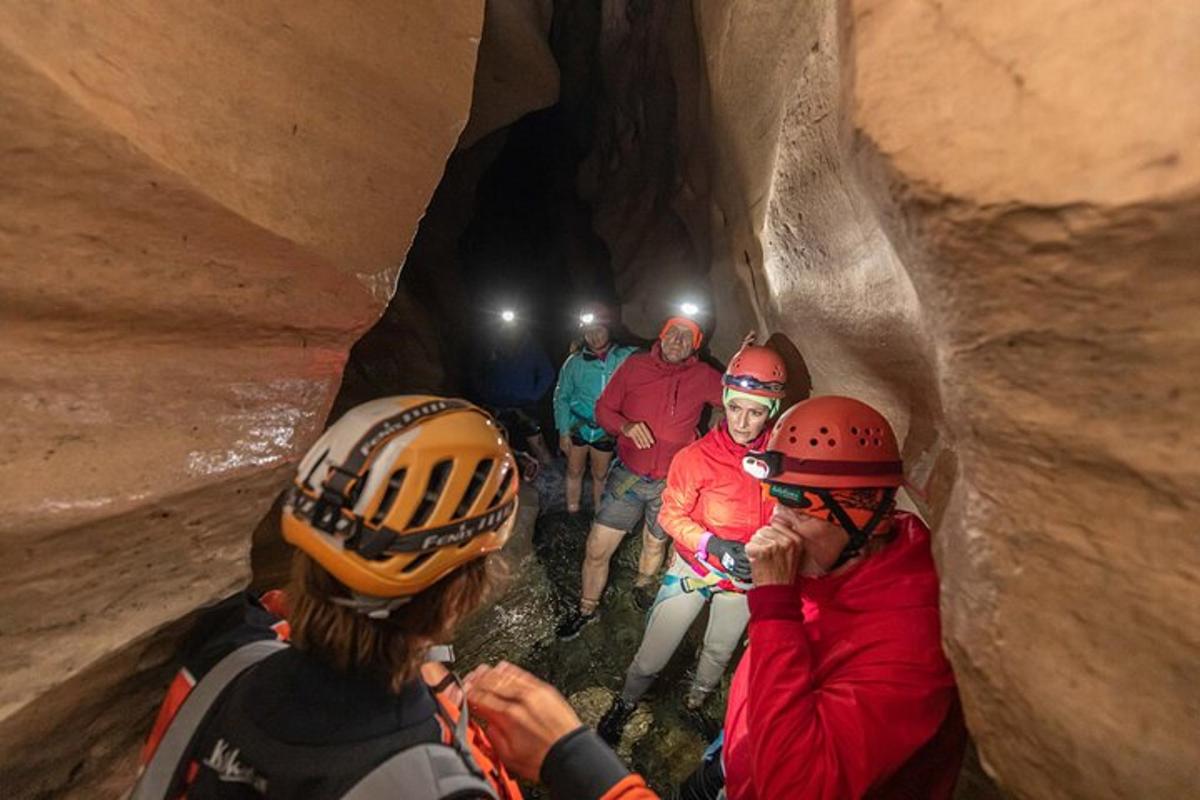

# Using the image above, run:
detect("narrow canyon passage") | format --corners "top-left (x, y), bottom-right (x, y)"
top-left (0, 2), bottom-right (1196, 799)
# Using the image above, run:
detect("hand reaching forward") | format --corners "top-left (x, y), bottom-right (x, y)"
top-left (464, 661), bottom-right (583, 781)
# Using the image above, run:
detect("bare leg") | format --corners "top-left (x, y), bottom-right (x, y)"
top-left (588, 448), bottom-right (613, 510)
top-left (565, 443), bottom-right (588, 512)
top-left (635, 523), bottom-right (669, 586)
top-left (580, 523), bottom-right (626, 614)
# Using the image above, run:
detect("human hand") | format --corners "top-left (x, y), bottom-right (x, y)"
top-left (621, 420), bottom-right (656, 449)
top-left (745, 518), bottom-right (806, 586)
top-left (464, 661), bottom-right (583, 781)
top-left (559, 434), bottom-right (573, 457)
top-left (706, 536), bottom-right (752, 581)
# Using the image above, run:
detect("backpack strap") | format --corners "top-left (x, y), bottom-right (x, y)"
top-left (130, 639), bottom-right (288, 800)
top-left (341, 743), bottom-right (499, 800)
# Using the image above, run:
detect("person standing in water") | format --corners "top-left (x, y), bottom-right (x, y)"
top-left (556, 310), bottom-right (723, 639)
top-left (597, 345), bottom-right (789, 743)
top-left (553, 304), bottom-right (636, 512)
top-left (470, 310), bottom-right (556, 465)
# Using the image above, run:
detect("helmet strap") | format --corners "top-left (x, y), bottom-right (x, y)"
top-left (813, 487), bottom-right (898, 571)
top-left (331, 593), bottom-right (412, 619)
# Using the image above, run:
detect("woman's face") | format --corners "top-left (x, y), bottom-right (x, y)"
top-left (584, 325), bottom-right (610, 351)
top-left (724, 396), bottom-right (770, 444)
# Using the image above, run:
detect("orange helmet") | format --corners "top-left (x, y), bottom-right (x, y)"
top-left (743, 396), bottom-right (902, 488)
top-left (282, 396), bottom-right (519, 601)
top-left (659, 316), bottom-right (703, 349)
top-left (743, 396), bottom-right (903, 569)
top-left (724, 346), bottom-right (787, 399)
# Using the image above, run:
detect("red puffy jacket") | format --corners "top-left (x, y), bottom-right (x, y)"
top-left (658, 422), bottom-right (774, 591)
top-left (595, 342), bottom-right (723, 479)
top-left (723, 513), bottom-right (966, 800)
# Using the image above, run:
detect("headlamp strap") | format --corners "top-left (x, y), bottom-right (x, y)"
top-left (823, 487), bottom-right (898, 570)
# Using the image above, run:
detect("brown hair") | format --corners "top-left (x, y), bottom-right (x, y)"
top-left (287, 551), bottom-right (503, 691)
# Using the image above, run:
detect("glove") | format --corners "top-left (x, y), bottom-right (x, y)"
top-left (706, 536), bottom-right (752, 581)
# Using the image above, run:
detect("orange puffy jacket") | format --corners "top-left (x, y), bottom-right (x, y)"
top-left (657, 422), bottom-right (774, 591)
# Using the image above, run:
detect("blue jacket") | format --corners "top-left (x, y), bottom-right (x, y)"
top-left (553, 345), bottom-right (636, 443)
top-left (472, 337), bottom-right (555, 409)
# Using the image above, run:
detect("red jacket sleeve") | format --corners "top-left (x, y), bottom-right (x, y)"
top-left (704, 362), bottom-right (724, 406)
top-left (657, 446), bottom-right (707, 552)
top-left (743, 586), bottom-right (956, 800)
top-left (595, 358), bottom-right (632, 436)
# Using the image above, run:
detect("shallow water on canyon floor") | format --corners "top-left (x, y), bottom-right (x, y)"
top-left (454, 461), bottom-right (726, 796)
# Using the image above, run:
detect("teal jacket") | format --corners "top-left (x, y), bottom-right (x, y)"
top-left (553, 345), bottom-right (637, 443)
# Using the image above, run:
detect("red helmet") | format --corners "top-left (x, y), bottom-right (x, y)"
top-left (743, 396), bottom-right (903, 488)
top-left (724, 346), bottom-right (787, 399)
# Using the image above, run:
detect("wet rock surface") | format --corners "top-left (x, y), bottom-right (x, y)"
top-left (0, 4), bottom-right (484, 796)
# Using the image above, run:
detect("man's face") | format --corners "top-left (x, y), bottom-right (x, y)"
top-left (583, 325), bottom-right (610, 351)
top-left (724, 396), bottom-right (770, 444)
top-left (660, 324), bottom-right (695, 363)
top-left (770, 504), bottom-right (850, 577)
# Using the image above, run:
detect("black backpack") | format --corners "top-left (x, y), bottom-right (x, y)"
top-left (130, 641), bottom-right (498, 800)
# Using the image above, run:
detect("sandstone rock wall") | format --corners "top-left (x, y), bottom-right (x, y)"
top-left (0, 3), bottom-right (484, 796)
top-left (689, 0), bottom-right (1200, 796)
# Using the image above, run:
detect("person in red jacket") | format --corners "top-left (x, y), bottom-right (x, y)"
top-left (595, 345), bottom-right (789, 744)
top-left (556, 314), bottom-right (724, 639)
top-left (682, 396), bottom-right (965, 800)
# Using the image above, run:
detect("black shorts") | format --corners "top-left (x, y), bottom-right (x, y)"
top-left (494, 407), bottom-right (542, 439)
top-left (571, 433), bottom-right (616, 452)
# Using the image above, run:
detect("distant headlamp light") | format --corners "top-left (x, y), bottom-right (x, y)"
top-left (680, 301), bottom-right (700, 317)
top-left (501, 310), bottom-right (516, 323)
top-left (580, 312), bottom-right (596, 325)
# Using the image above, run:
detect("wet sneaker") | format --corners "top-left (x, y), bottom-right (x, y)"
top-left (555, 609), bottom-right (597, 640)
top-left (597, 697), bottom-right (636, 745)
top-left (683, 686), bottom-right (711, 711)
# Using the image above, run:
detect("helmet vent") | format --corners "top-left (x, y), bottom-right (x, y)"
top-left (488, 464), bottom-right (515, 510)
top-left (369, 468), bottom-right (407, 526)
top-left (809, 438), bottom-right (819, 446)
top-left (453, 459), bottom-right (494, 520)
top-left (302, 448), bottom-right (331, 490)
top-left (407, 459), bottom-right (453, 529)
top-left (401, 551), bottom-right (435, 573)
top-left (850, 426), bottom-right (859, 435)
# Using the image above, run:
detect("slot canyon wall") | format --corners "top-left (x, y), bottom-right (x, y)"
top-left (681, 1), bottom-right (1199, 797)
top-left (0, 2), bottom-right (493, 796)
top-left (547, 0), bottom-right (1199, 796)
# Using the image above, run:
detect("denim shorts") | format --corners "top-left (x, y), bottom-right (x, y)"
top-left (594, 461), bottom-right (667, 539)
